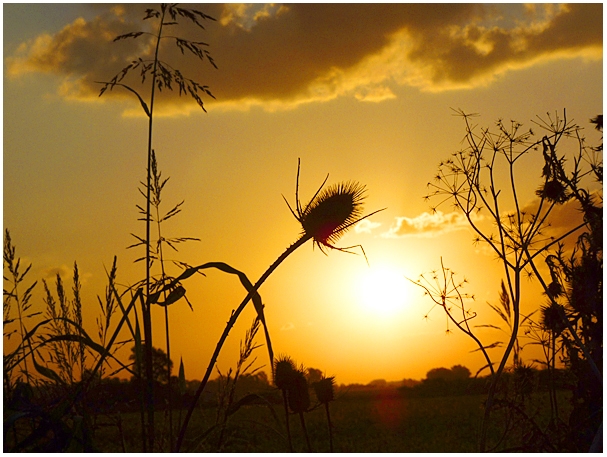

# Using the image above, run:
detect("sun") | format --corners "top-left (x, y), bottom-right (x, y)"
top-left (359, 265), bottom-right (409, 317)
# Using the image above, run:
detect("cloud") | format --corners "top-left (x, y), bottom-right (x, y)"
top-left (39, 264), bottom-right (93, 285)
top-left (40, 264), bottom-right (73, 281)
top-left (518, 193), bottom-right (599, 245)
top-left (355, 219), bottom-right (382, 234)
top-left (382, 211), bottom-right (476, 238)
top-left (6, 4), bottom-right (602, 113)
top-left (280, 322), bottom-right (295, 331)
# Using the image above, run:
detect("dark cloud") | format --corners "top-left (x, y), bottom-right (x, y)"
top-left (406, 3), bottom-right (603, 87)
top-left (6, 3), bottom-right (602, 112)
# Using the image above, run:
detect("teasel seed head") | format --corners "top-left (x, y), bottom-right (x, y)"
top-left (540, 302), bottom-right (566, 336)
top-left (536, 179), bottom-right (567, 203)
top-left (302, 181), bottom-right (366, 249)
top-left (313, 376), bottom-right (335, 404)
top-left (274, 355), bottom-right (297, 390)
top-left (284, 159), bottom-right (385, 255)
top-left (287, 368), bottom-right (310, 414)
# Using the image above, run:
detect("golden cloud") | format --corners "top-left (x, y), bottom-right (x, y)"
top-left (382, 211), bottom-right (479, 238)
top-left (6, 4), bottom-right (602, 114)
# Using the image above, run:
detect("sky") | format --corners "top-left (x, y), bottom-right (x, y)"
top-left (3, 3), bottom-right (603, 385)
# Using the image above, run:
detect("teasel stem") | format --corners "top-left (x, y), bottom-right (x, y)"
top-left (314, 376), bottom-right (335, 452)
top-left (274, 355), bottom-right (297, 452)
top-left (324, 402), bottom-right (333, 452)
top-left (281, 389), bottom-right (294, 452)
top-left (175, 234), bottom-right (312, 452)
top-left (298, 411), bottom-right (312, 453)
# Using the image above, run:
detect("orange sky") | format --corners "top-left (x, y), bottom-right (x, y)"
top-left (3, 3), bottom-right (603, 384)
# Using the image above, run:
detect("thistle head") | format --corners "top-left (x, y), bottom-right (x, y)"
top-left (284, 159), bottom-right (384, 255)
top-left (312, 376), bottom-right (335, 404)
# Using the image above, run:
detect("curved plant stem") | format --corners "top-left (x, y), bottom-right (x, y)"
top-left (174, 234), bottom-right (312, 452)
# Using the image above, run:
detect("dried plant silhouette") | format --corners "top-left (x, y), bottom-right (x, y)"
top-left (410, 259), bottom-right (495, 377)
top-left (288, 366), bottom-right (313, 452)
top-left (126, 149), bottom-right (201, 448)
top-left (213, 317), bottom-right (263, 451)
top-left (4, 230), bottom-right (146, 451)
top-left (274, 355), bottom-right (297, 452)
top-left (173, 159), bottom-right (384, 451)
top-left (97, 5), bottom-right (216, 449)
top-left (420, 109), bottom-right (602, 451)
top-left (313, 375), bottom-right (336, 452)
top-left (4, 230), bottom-right (39, 387)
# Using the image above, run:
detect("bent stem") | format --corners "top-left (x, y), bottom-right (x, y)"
top-left (174, 234), bottom-right (312, 452)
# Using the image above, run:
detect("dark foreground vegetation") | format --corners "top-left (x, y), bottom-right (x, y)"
top-left (5, 367), bottom-right (575, 452)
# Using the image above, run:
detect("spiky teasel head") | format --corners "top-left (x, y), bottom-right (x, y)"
top-left (536, 179), bottom-right (568, 203)
top-left (313, 376), bottom-right (335, 404)
top-left (274, 355), bottom-right (297, 390)
top-left (287, 368), bottom-right (310, 414)
top-left (284, 159), bottom-right (384, 255)
top-left (540, 302), bottom-right (566, 336)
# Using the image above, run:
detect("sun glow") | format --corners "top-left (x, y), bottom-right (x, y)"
top-left (359, 265), bottom-right (410, 317)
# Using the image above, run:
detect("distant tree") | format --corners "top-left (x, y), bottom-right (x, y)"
top-left (254, 370), bottom-right (269, 386)
top-left (367, 379), bottom-right (388, 388)
top-left (129, 345), bottom-right (173, 384)
top-left (306, 368), bottom-right (323, 385)
top-left (450, 365), bottom-right (471, 380)
top-left (426, 368), bottom-right (452, 382)
top-left (401, 378), bottom-right (420, 388)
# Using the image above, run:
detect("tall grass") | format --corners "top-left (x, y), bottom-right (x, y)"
top-left (97, 4), bottom-right (216, 450)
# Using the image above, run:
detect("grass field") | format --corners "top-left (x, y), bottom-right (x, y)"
top-left (89, 388), bottom-right (572, 452)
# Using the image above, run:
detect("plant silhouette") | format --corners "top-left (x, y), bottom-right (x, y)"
top-left (420, 109), bottom-right (602, 451)
top-left (173, 159), bottom-right (384, 451)
top-left (97, 4), bottom-right (216, 450)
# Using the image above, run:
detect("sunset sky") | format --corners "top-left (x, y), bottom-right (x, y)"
top-left (3, 3), bottom-right (603, 385)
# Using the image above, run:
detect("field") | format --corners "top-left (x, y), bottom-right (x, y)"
top-left (88, 388), bottom-right (572, 452)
